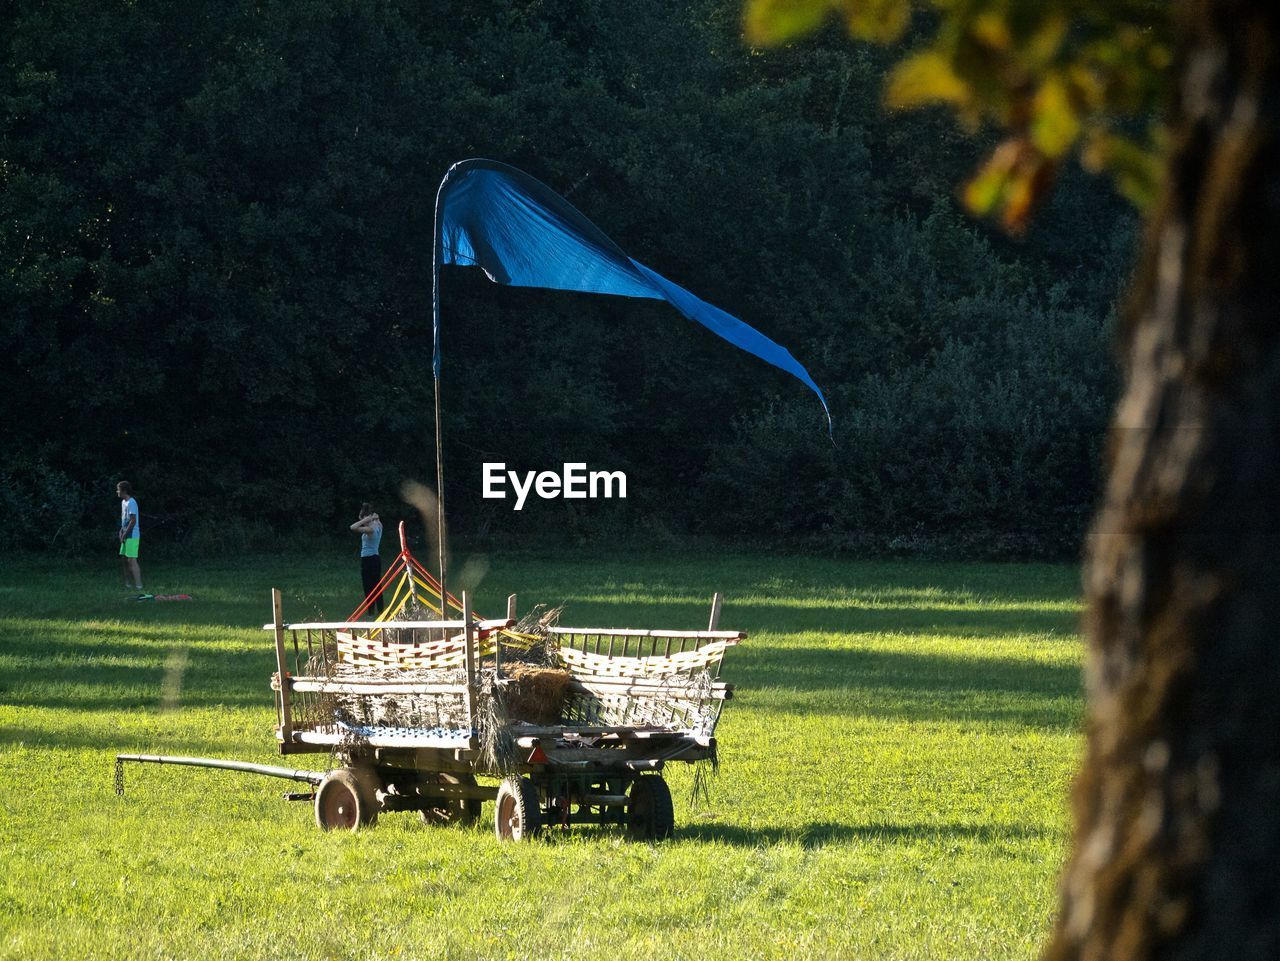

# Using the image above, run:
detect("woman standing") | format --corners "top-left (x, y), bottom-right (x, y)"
top-left (349, 503), bottom-right (383, 615)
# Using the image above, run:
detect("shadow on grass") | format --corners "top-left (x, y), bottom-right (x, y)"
top-left (0, 722), bottom-right (274, 757)
top-left (552, 598), bottom-right (1079, 640)
top-left (2, 639), bottom-right (1079, 728)
top-left (1, 634), bottom-right (1080, 733)
top-left (1, 632), bottom-right (270, 712)
top-left (679, 820), bottom-right (1057, 849)
top-left (1, 558), bottom-right (1082, 737)
top-left (0, 588), bottom-right (352, 634)
top-left (487, 554), bottom-right (1080, 597)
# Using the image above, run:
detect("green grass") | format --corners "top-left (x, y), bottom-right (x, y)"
top-left (0, 553), bottom-right (1083, 960)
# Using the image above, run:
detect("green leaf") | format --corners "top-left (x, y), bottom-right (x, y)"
top-left (1083, 130), bottom-right (1163, 209)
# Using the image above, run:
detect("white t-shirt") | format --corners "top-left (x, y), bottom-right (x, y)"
top-left (120, 498), bottom-right (140, 539)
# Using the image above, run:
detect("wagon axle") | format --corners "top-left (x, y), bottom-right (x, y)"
top-left (116, 753), bottom-right (677, 841)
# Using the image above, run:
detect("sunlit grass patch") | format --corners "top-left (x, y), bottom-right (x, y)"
top-left (1, 553), bottom-right (1081, 960)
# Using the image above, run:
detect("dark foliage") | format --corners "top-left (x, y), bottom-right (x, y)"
top-left (0, 0), bottom-right (1133, 558)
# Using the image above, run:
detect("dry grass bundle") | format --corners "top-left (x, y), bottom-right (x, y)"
top-left (313, 661), bottom-right (471, 732)
top-left (499, 663), bottom-right (572, 725)
top-left (501, 604), bottom-right (564, 667)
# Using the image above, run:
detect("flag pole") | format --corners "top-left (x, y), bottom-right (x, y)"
top-left (432, 361), bottom-right (446, 614)
top-left (430, 164), bottom-right (457, 614)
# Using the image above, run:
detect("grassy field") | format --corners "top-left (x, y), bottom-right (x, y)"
top-left (0, 552), bottom-right (1084, 960)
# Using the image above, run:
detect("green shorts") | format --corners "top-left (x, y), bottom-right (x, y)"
top-left (119, 538), bottom-right (140, 559)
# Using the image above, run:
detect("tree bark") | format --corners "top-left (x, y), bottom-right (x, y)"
top-left (1045, 3), bottom-right (1280, 960)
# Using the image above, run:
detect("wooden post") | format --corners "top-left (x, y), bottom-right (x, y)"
top-left (708, 592), bottom-right (723, 632)
top-left (495, 592), bottom-right (516, 677)
top-left (272, 589), bottom-right (293, 747)
top-left (462, 590), bottom-right (478, 734)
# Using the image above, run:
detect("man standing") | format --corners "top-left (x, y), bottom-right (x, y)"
top-left (117, 481), bottom-right (142, 592)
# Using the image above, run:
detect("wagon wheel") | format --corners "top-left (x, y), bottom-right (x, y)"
top-left (494, 776), bottom-right (542, 842)
top-left (627, 775), bottom-right (674, 841)
top-left (314, 768), bottom-right (379, 832)
top-left (417, 772), bottom-right (482, 826)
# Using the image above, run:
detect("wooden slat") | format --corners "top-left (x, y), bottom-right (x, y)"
top-left (547, 627), bottom-right (745, 640)
top-left (293, 730), bottom-right (475, 749)
top-left (337, 632), bottom-right (468, 657)
top-left (557, 640), bottom-right (737, 677)
top-left (271, 589), bottom-right (292, 745)
top-left (565, 675), bottom-right (733, 692)
top-left (288, 678), bottom-right (469, 695)
top-left (509, 725), bottom-right (678, 737)
top-left (337, 649), bottom-right (486, 669)
top-left (263, 619), bottom-right (470, 631)
top-left (264, 618), bottom-right (514, 633)
top-left (329, 617), bottom-right (514, 670)
top-left (462, 591), bottom-right (477, 729)
top-left (567, 679), bottom-right (732, 701)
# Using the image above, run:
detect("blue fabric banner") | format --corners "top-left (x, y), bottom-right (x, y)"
top-left (433, 158), bottom-right (829, 427)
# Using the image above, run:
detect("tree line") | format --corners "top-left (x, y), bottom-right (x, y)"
top-left (1, 0), bottom-right (1135, 558)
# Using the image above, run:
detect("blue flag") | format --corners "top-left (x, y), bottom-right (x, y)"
top-left (433, 158), bottom-right (830, 427)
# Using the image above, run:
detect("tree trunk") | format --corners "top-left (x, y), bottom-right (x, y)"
top-left (1045, 3), bottom-right (1280, 960)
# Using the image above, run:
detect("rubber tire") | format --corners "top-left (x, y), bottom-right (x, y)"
top-left (494, 776), bottom-right (542, 841)
top-left (628, 775), bottom-right (675, 841)
top-left (315, 768), bottom-right (379, 832)
top-left (417, 772), bottom-right (482, 826)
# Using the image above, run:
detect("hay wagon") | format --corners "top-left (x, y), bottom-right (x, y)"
top-left (265, 591), bottom-right (740, 840)
top-left (116, 535), bottom-right (743, 842)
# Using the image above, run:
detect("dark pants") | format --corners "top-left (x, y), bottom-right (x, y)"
top-left (361, 554), bottom-right (383, 615)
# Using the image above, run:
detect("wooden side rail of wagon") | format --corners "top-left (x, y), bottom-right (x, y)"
top-left (544, 603), bottom-right (742, 736)
top-left (263, 588), bottom-right (511, 754)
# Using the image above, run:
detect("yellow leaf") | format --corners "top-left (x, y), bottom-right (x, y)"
top-left (744, 0), bottom-right (833, 45)
top-left (1030, 75), bottom-right (1081, 158)
top-left (886, 51), bottom-right (971, 110)
top-left (1001, 166), bottom-right (1038, 232)
top-left (964, 160), bottom-right (1011, 217)
top-left (971, 12), bottom-right (1012, 52)
top-left (843, 0), bottom-right (911, 44)
top-left (964, 139), bottom-right (1057, 233)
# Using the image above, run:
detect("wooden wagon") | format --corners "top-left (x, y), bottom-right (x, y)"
top-left (264, 587), bottom-right (742, 840)
top-left (117, 578), bottom-right (743, 842)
